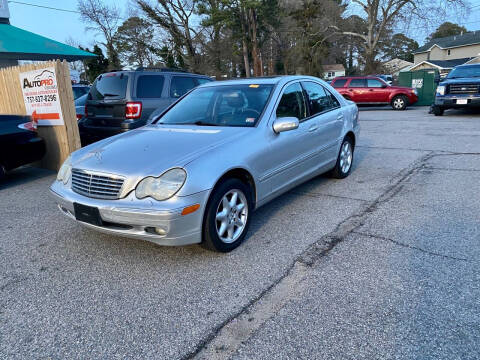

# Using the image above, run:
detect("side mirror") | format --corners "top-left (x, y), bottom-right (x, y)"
top-left (273, 117), bottom-right (299, 133)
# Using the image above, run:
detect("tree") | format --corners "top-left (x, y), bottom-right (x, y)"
top-left (137, 0), bottom-right (201, 72)
top-left (381, 33), bottom-right (419, 62)
top-left (427, 21), bottom-right (467, 41)
top-left (78, 0), bottom-right (122, 70)
top-left (115, 16), bottom-right (158, 68)
top-left (335, 0), bottom-right (465, 74)
top-left (81, 45), bottom-right (109, 82)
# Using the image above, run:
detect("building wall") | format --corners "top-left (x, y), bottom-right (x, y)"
top-left (415, 43), bottom-right (480, 64)
top-left (414, 52), bottom-right (429, 64)
top-left (324, 70), bottom-right (345, 80)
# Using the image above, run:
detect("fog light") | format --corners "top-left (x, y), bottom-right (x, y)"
top-left (154, 227), bottom-right (166, 236)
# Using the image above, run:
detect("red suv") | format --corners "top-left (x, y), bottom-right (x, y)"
top-left (331, 76), bottom-right (418, 110)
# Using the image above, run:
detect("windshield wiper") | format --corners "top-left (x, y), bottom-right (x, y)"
top-left (191, 120), bottom-right (218, 126)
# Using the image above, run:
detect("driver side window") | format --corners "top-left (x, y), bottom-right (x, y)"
top-left (276, 83), bottom-right (307, 120)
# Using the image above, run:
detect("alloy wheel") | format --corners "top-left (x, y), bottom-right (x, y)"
top-left (215, 189), bottom-right (248, 243)
top-left (339, 141), bottom-right (353, 174)
top-left (394, 98), bottom-right (405, 109)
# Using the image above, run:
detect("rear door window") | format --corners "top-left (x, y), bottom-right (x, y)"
top-left (197, 78), bottom-right (213, 85)
top-left (348, 79), bottom-right (366, 88)
top-left (136, 75), bottom-right (165, 98)
top-left (302, 82), bottom-right (332, 115)
top-left (332, 79), bottom-right (347, 88)
top-left (170, 76), bottom-right (198, 98)
top-left (90, 74), bottom-right (129, 100)
top-left (367, 79), bottom-right (383, 88)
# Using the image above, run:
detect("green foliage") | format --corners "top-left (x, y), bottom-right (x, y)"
top-left (80, 45), bottom-right (109, 82)
top-left (428, 22), bottom-right (467, 42)
top-left (382, 33), bottom-right (419, 62)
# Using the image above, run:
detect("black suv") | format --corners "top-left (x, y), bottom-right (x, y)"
top-left (81, 68), bottom-right (213, 143)
top-left (433, 64), bottom-right (480, 116)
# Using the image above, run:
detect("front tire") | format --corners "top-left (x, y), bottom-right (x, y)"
top-left (202, 178), bottom-right (252, 252)
top-left (330, 137), bottom-right (354, 179)
top-left (432, 105), bottom-right (444, 116)
top-left (391, 95), bottom-right (408, 110)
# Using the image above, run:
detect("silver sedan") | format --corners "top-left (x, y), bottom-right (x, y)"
top-left (50, 76), bottom-right (360, 252)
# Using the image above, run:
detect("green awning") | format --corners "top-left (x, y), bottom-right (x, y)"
top-left (0, 23), bottom-right (96, 61)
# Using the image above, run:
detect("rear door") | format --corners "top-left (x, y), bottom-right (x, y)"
top-left (302, 81), bottom-right (344, 164)
top-left (86, 73), bottom-right (130, 128)
top-left (366, 78), bottom-right (389, 103)
top-left (134, 74), bottom-right (168, 121)
top-left (346, 78), bottom-right (368, 103)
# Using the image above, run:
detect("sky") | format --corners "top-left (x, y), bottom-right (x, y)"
top-left (6, 0), bottom-right (480, 50)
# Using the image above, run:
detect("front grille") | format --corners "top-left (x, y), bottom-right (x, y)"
top-left (71, 169), bottom-right (124, 200)
top-left (448, 84), bottom-right (479, 94)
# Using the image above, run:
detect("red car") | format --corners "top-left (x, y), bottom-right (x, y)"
top-left (331, 76), bottom-right (418, 110)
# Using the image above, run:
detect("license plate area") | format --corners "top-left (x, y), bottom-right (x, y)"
top-left (74, 203), bottom-right (103, 226)
top-left (456, 99), bottom-right (468, 105)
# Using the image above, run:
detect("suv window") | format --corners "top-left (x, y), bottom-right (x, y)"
top-left (302, 82), bottom-right (332, 115)
top-left (349, 79), bottom-right (366, 88)
top-left (333, 79), bottom-right (347, 88)
top-left (197, 78), bottom-right (213, 85)
top-left (137, 75), bottom-right (165, 98)
top-left (276, 83), bottom-right (307, 120)
top-left (367, 79), bottom-right (384, 88)
top-left (170, 76), bottom-right (198, 98)
top-left (90, 74), bottom-right (129, 100)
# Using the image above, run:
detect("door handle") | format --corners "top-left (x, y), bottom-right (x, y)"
top-left (308, 125), bottom-right (318, 132)
top-left (368, 89), bottom-right (374, 91)
top-left (337, 114), bottom-right (344, 121)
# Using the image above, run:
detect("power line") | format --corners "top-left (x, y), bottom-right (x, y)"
top-left (7, 1), bottom-right (80, 14)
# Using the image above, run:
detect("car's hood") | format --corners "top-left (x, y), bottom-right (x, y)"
top-left (440, 77), bottom-right (480, 85)
top-left (72, 125), bottom-right (250, 177)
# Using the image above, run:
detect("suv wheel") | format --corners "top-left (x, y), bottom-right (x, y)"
top-left (202, 178), bottom-right (252, 252)
top-left (432, 105), bottom-right (444, 116)
top-left (391, 95), bottom-right (408, 110)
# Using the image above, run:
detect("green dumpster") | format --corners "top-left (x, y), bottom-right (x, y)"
top-left (398, 69), bottom-right (439, 106)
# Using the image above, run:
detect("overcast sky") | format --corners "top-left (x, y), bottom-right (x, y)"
top-left (8, 0), bottom-right (480, 50)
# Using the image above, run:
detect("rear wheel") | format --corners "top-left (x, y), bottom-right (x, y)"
top-left (391, 95), bottom-right (408, 110)
top-left (432, 105), bottom-right (444, 116)
top-left (330, 137), bottom-right (354, 179)
top-left (202, 178), bottom-right (252, 252)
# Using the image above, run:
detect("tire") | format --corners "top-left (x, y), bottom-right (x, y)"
top-left (0, 164), bottom-right (6, 179)
top-left (432, 105), bottom-right (444, 116)
top-left (202, 178), bottom-right (253, 252)
top-left (391, 95), bottom-right (408, 110)
top-left (330, 137), bottom-right (354, 179)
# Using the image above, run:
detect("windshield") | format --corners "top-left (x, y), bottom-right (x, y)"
top-left (89, 73), bottom-right (129, 100)
top-left (154, 84), bottom-right (274, 127)
top-left (447, 65), bottom-right (480, 79)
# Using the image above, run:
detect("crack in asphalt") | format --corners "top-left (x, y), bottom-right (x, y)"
top-left (290, 191), bottom-right (368, 203)
top-left (183, 151), bottom-right (437, 360)
top-left (351, 231), bottom-right (469, 262)
top-left (423, 166), bottom-right (480, 172)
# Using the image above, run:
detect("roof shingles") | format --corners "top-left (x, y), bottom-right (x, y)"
top-left (415, 31), bottom-right (480, 53)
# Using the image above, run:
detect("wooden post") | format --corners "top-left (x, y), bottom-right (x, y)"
top-left (0, 61), bottom-right (80, 170)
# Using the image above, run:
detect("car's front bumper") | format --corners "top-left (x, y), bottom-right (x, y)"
top-left (435, 95), bottom-right (480, 107)
top-left (50, 181), bottom-right (210, 246)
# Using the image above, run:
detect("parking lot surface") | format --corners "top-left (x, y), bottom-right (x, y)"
top-left (1, 107), bottom-right (479, 359)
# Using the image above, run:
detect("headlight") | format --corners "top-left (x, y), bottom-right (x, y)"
top-left (412, 89), bottom-right (418, 96)
top-left (436, 85), bottom-right (446, 96)
top-left (135, 168), bottom-right (186, 201)
top-left (56, 156), bottom-right (72, 184)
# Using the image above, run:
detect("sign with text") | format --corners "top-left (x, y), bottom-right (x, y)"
top-left (19, 67), bottom-right (64, 126)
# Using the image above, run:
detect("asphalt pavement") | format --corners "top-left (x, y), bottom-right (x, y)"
top-left (1, 106), bottom-right (479, 359)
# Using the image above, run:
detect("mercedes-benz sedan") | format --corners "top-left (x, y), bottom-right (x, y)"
top-left (50, 76), bottom-right (360, 252)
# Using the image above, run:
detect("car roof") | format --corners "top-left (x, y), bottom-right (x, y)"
top-left (454, 63), bottom-right (480, 68)
top-left (100, 69), bottom-right (212, 78)
top-left (198, 75), bottom-right (327, 88)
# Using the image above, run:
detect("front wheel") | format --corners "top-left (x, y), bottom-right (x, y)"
top-left (432, 105), bottom-right (444, 116)
top-left (202, 178), bottom-right (252, 252)
top-left (391, 95), bottom-right (408, 110)
top-left (330, 137), bottom-right (354, 179)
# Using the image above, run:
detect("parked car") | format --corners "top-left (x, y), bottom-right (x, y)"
top-left (75, 93), bottom-right (87, 121)
top-left (0, 115), bottom-right (46, 178)
top-left (374, 74), bottom-right (393, 85)
top-left (81, 68), bottom-right (213, 144)
top-left (332, 76), bottom-right (418, 110)
top-left (72, 84), bottom-right (90, 100)
top-left (432, 64), bottom-right (480, 116)
top-left (50, 76), bottom-right (359, 252)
